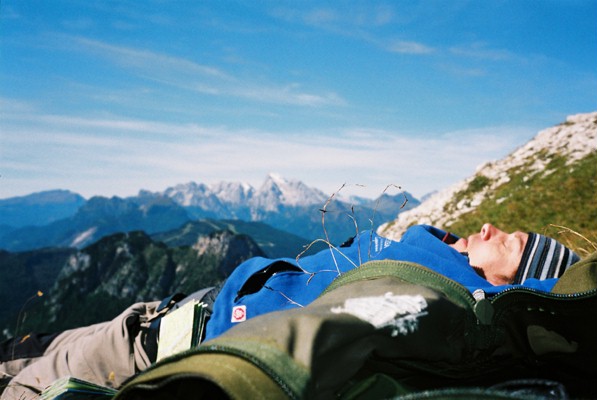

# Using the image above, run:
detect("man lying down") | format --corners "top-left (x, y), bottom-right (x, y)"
top-left (0, 223), bottom-right (581, 399)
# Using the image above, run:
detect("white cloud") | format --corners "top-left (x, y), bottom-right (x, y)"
top-left (437, 63), bottom-right (487, 77)
top-left (59, 36), bottom-right (346, 108)
top-left (449, 42), bottom-right (515, 61)
top-left (273, 4), bottom-right (396, 29)
top-left (1, 107), bottom-right (533, 200)
top-left (230, 83), bottom-right (346, 107)
top-left (304, 8), bottom-right (339, 25)
top-left (73, 36), bottom-right (230, 79)
top-left (0, 97), bottom-right (36, 113)
top-left (387, 40), bottom-right (435, 55)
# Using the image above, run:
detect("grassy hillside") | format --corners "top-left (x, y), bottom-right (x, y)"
top-left (446, 151), bottom-right (597, 257)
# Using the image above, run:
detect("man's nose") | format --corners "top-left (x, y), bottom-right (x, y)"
top-left (480, 223), bottom-right (503, 240)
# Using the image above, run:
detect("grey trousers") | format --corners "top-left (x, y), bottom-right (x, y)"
top-left (0, 301), bottom-right (160, 400)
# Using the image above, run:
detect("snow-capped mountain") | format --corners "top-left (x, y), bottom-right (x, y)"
top-left (154, 173), bottom-right (329, 214)
top-left (211, 181), bottom-right (255, 204)
top-left (378, 111), bottom-right (597, 240)
top-left (251, 173), bottom-right (329, 211)
top-left (151, 174), bottom-right (415, 242)
top-left (160, 181), bottom-right (254, 207)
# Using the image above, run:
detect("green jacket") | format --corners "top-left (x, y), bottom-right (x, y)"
top-left (115, 252), bottom-right (597, 400)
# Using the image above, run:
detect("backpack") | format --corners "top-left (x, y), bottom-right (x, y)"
top-left (114, 251), bottom-right (597, 399)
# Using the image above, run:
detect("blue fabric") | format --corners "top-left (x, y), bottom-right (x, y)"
top-left (204, 225), bottom-right (558, 340)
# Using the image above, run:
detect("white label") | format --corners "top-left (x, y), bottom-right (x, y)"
top-left (331, 292), bottom-right (428, 337)
top-left (231, 305), bottom-right (247, 323)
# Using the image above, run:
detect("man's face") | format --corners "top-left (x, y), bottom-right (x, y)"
top-left (450, 223), bottom-right (529, 285)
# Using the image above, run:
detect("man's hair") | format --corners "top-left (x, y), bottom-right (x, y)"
top-left (513, 233), bottom-right (581, 284)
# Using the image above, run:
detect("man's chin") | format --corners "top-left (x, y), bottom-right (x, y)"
top-left (449, 238), bottom-right (468, 253)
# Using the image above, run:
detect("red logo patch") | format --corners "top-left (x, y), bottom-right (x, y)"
top-left (231, 305), bottom-right (247, 323)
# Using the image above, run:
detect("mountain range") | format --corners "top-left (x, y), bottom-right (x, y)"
top-left (0, 174), bottom-right (420, 252)
top-left (0, 175), bottom-right (418, 337)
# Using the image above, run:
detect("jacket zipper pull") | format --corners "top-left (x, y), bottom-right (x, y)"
top-left (472, 289), bottom-right (494, 325)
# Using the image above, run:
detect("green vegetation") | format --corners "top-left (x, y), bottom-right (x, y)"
top-left (0, 248), bottom-right (74, 338)
top-left (446, 152), bottom-right (597, 256)
top-left (444, 174), bottom-right (492, 214)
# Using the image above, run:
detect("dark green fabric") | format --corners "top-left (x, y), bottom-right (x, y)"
top-left (552, 250), bottom-right (597, 294)
top-left (115, 352), bottom-right (290, 400)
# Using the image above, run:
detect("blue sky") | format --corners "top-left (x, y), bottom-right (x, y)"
top-left (1, 1), bottom-right (596, 200)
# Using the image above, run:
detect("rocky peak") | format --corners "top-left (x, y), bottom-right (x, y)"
top-left (252, 173), bottom-right (328, 211)
top-left (193, 230), bottom-right (265, 277)
top-left (210, 181), bottom-right (254, 204)
top-left (378, 111), bottom-right (597, 240)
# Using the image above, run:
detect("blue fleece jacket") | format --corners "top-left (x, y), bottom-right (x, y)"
top-left (204, 225), bottom-right (558, 340)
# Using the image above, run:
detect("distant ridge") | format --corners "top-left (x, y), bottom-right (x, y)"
top-left (0, 190), bottom-right (85, 229)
